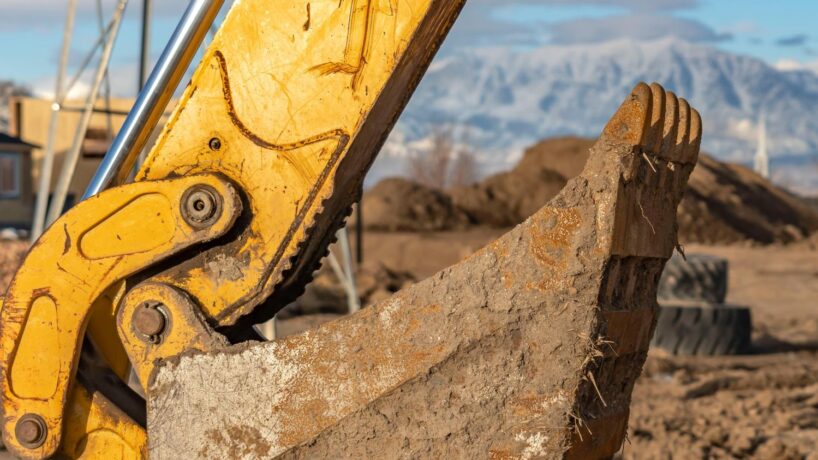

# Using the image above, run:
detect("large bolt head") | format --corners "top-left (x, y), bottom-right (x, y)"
top-left (133, 302), bottom-right (168, 342)
top-left (181, 185), bottom-right (222, 229)
top-left (16, 414), bottom-right (46, 449)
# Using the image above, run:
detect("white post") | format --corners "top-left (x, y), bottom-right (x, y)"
top-left (754, 111), bottom-right (770, 179)
top-left (46, 0), bottom-right (129, 226)
top-left (30, 0), bottom-right (77, 239)
top-left (328, 228), bottom-right (361, 314)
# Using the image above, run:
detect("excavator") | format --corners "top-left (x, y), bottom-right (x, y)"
top-left (0, 0), bottom-right (702, 458)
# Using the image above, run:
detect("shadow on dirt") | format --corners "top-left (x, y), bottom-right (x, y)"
top-left (751, 333), bottom-right (818, 355)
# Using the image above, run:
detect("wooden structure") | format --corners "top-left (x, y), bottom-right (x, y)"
top-left (0, 133), bottom-right (35, 229)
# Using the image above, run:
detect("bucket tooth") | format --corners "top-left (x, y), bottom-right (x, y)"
top-left (147, 83), bottom-right (701, 459)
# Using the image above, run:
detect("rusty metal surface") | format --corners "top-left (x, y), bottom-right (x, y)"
top-left (147, 83), bottom-right (702, 459)
top-left (117, 282), bottom-right (228, 387)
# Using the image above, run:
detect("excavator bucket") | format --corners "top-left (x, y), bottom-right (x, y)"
top-left (147, 83), bottom-right (702, 458)
top-left (0, 0), bottom-right (702, 456)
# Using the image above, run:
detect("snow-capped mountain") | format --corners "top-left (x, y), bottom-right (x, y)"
top-left (377, 38), bottom-right (818, 191)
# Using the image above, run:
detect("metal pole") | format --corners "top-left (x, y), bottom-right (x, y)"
top-left (259, 319), bottom-right (276, 341)
top-left (96, 0), bottom-right (116, 143)
top-left (62, 23), bottom-right (115, 97)
top-left (133, 0), bottom-right (153, 176)
top-left (30, 0), bottom-right (77, 239)
top-left (84, 0), bottom-right (225, 200)
top-left (356, 196), bottom-right (364, 265)
top-left (328, 228), bottom-right (360, 314)
top-left (46, 0), bottom-right (129, 226)
top-left (139, 0), bottom-right (153, 91)
top-left (338, 228), bottom-right (360, 312)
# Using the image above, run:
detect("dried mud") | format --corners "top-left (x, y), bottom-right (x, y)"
top-left (2, 238), bottom-right (816, 459)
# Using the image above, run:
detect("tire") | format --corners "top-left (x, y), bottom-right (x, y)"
top-left (658, 254), bottom-right (728, 304)
top-left (651, 305), bottom-right (752, 356)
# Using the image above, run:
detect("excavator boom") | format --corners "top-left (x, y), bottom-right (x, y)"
top-left (2, 1), bottom-right (467, 457)
top-left (0, 1), bottom-right (703, 459)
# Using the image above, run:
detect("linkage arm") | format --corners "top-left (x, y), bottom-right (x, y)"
top-left (1, 174), bottom-right (241, 458)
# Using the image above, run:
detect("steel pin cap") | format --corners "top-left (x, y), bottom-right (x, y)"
top-left (16, 414), bottom-right (47, 449)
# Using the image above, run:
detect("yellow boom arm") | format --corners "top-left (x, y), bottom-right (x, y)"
top-left (1, 0), bottom-right (466, 458)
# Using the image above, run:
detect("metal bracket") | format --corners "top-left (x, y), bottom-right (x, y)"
top-left (0, 174), bottom-right (241, 458)
top-left (117, 282), bottom-right (228, 388)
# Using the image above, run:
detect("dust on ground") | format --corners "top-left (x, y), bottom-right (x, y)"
top-left (626, 243), bottom-right (818, 460)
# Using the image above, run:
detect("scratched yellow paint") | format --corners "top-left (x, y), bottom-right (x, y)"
top-left (117, 283), bottom-right (224, 386)
top-left (1, 0), bottom-right (466, 457)
top-left (138, 0), bottom-right (466, 327)
top-left (0, 175), bottom-right (239, 458)
top-left (59, 385), bottom-right (145, 460)
top-left (87, 284), bottom-right (132, 381)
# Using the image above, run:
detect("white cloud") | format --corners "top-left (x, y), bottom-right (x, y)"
top-left (443, 0), bottom-right (722, 52)
top-left (31, 62), bottom-right (139, 100)
top-left (720, 20), bottom-right (762, 36)
top-left (775, 59), bottom-right (818, 75)
top-left (548, 14), bottom-right (730, 44)
top-left (472, 0), bottom-right (698, 12)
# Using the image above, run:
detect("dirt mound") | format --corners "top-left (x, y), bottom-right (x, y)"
top-left (0, 242), bottom-right (28, 293)
top-left (516, 136), bottom-right (594, 179)
top-left (679, 155), bottom-right (818, 244)
top-left (449, 153), bottom-right (568, 227)
top-left (451, 136), bottom-right (818, 245)
top-left (361, 177), bottom-right (469, 231)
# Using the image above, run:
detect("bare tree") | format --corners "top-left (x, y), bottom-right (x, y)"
top-left (408, 126), bottom-right (480, 189)
top-left (449, 131), bottom-right (480, 188)
top-left (409, 127), bottom-right (454, 189)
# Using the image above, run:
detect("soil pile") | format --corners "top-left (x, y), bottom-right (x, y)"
top-left (0, 242), bottom-right (28, 293)
top-left (361, 178), bottom-right (469, 232)
top-left (449, 137), bottom-right (591, 228)
top-left (516, 137), bottom-right (818, 244)
top-left (445, 136), bottom-right (818, 245)
top-left (680, 155), bottom-right (818, 244)
top-left (448, 145), bottom-right (569, 227)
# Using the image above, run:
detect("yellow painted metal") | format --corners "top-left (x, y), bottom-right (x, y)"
top-left (59, 384), bottom-right (146, 459)
top-left (87, 284), bottom-right (132, 382)
top-left (117, 282), bottom-right (226, 386)
top-left (137, 0), bottom-right (467, 326)
top-left (0, 174), bottom-right (241, 458)
top-left (2, 1), bottom-right (466, 457)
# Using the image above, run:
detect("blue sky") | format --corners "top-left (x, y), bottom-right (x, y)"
top-left (1, 0), bottom-right (817, 96)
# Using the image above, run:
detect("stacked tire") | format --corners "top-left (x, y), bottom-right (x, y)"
top-left (651, 254), bottom-right (752, 356)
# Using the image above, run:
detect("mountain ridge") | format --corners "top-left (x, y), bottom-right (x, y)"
top-left (377, 38), bottom-right (818, 191)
